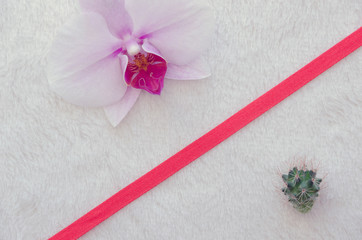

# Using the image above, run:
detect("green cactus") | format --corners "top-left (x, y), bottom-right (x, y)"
top-left (282, 167), bottom-right (322, 213)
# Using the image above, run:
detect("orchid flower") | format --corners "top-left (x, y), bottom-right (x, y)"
top-left (47, 0), bottom-right (214, 126)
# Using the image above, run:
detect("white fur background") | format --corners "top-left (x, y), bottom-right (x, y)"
top-left (1, 0), bottom-right (362, 239)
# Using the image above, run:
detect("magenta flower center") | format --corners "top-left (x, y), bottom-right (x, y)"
top-left (124, 50), bottom-right (167, 95)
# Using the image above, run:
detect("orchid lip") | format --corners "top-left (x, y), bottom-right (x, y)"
top-left (124, 51), bottom-right (167, 95)
top-left (117, 35), bottom-right (167, 95)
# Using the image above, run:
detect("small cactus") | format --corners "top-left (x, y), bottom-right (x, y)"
top-left (282, 167), bottom-right (322, 213)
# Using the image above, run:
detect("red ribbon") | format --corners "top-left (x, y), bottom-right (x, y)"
top-left (50, 27), bottom-right (362, 240)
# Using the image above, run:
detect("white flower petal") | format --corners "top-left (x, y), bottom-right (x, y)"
top-left (141, 40), bottom-right (163, 57)
top-left (50, 56), bottom-right (127, 107)
top-left (48, 13), bottom-right (122, 84)
top-left (104, 87), bottom-right (142, 127)
top-left (125, 0), bottom-right (214, 65)
top-left (79, 0), bottom-right (133, 37)
top-left (119, 54), bottom-right (129, 77)
top-left (166, 57), bottom-right (211, 80)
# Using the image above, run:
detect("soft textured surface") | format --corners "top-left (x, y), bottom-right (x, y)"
top-left (1, 0), bottom-right (361, 239)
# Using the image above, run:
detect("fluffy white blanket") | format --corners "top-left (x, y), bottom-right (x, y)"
top-left (1, 0), bottom-right (361, 239)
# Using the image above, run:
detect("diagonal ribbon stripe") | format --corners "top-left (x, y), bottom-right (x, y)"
top-left (50, 27), bottom-right (362, 240)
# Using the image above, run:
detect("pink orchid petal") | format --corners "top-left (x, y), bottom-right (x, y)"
top-left (119, 54), bottom-right (129, 77)
top-left (166, 57), bottom-right (211, 80)
top-left (79, 0), bottom-right (133, 37)
top-left (50, 56), bottom-right (127, 107)
top-left (48, 13), bottom-right (122, 83)
top-left (141, 41), bottom-right (163, 58)
top-left (125, 0), bottom-right (214, 65)
top-left (104, 87), bottom-right (141, 127)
